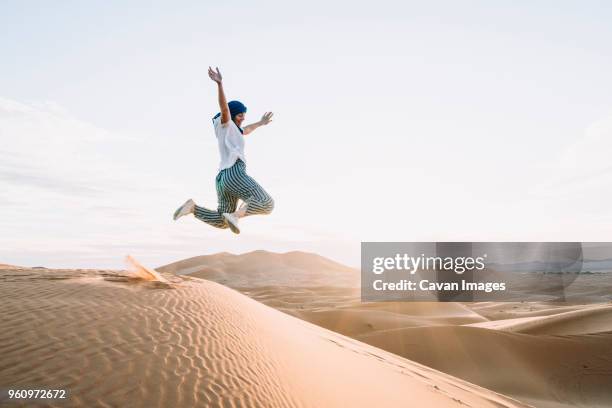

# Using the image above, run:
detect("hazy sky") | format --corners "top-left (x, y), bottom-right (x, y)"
top-left (1, 1), bottom-right (611, 269)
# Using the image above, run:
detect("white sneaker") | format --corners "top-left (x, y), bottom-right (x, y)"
top-left (173, 199), bottom-right (195, 220)
top-left (222, 212), bottom-right (241, 234)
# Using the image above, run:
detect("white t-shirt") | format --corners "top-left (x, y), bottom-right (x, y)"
top-left (213, 116), bottom-right (246, 171)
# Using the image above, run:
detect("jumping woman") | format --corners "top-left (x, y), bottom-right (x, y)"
top-left (172, 67), bottom-right (275, 234)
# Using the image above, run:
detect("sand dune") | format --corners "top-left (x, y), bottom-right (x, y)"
top-left (157, 250), bottom-right (360, 288)
top-left (0, 265), bottom-right (528, 408)
top-left (358, 326), bottom-right (612, 408)
top-left (288, 301), bottom-right (488, 337)
top-left (162, 251), bottom-right (612, 408)
top-left (467, 304), bottom-right (612, 335)
top-left (6, 251), bottom-right (608, 407)
top-left (0, 263), bottom-right (24, 269)
top-left (292, 307), bottom-right (486, 337)
top-left (467, 301), bottom-right (597, 320)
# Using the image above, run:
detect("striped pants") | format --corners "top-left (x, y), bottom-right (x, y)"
top-left (194, 159), bottom-right (274, 229)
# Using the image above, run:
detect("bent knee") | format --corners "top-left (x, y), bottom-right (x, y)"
top-left (261, 196), bottom-right (274, 214)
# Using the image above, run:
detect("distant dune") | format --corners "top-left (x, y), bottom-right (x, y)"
top-left (0, 265), bottom-right (529, 408)
top-left (467, 304), bottom-right (612, 335)
top-left (292, 302), bottom-right (488, 337)
top-left (0, 263), bottom-right (24, 269)
top-left (157, 250), bottom-right (360, 288)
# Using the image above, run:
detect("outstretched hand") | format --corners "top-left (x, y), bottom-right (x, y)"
top-left (260, 112), bottom-right (274, 125)
top-left (208, 66), bottom-right (223, 84)
top-left (243, 112), bottom-right (274, 135)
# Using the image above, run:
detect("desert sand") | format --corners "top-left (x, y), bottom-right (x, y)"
top-left (161, 251), bottom-right (612, 408)
top-left (159, 250), bottom-right (360, 288)
top-left (0, 260), bottom-right (528, 408)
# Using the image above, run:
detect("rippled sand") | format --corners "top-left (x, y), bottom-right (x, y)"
top-left (163, 251), bottom-right (612, 408)
top-left (0, 265), bottom-right (528, 408)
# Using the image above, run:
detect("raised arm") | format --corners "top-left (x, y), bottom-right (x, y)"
top-left (208, 66), bottom-right (230, 124)
top-left (243, 112), bottom-right (274, 135)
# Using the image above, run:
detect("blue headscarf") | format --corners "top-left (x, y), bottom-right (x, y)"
top-left (228, 100), bottom-right (247, 118)
top-left (212, 100), bottom-right (247, 133)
